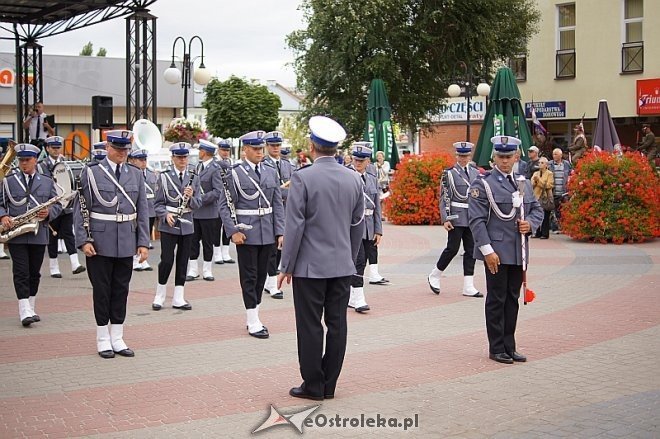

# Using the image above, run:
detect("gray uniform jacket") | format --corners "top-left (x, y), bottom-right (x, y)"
top-left (143, 168), bottom-right (159, 218)
top-left (263, 155), bottom-right (294, 203)
top-left (154, 168), bottom-right (202, 236)
top-left (0, 171), bottom-right (62, 245)
top-left (73, 159), bottom-right (150, 258)
top-left (358, 169), bottom-right (382, 240)
top-left (38, 156), bottom-right (74, 214)
top-left (468, 170), bottom-right (544, 266)
top-left (193, 160), bottom-right (223, 220)
top-left (280, 156), bottom-right (365, 278)
top-left (440, 164), bottom-right (479, 227)
top-left (218, 160), bottom-right (285, 246)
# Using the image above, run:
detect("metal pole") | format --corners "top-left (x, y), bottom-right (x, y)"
top-left (182, 52), bottom-right (190, 118)
top-left (466, 63), bottom-right (471, 143)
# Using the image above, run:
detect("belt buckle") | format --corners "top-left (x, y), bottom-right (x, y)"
top-left (116, 213), bottom-right (127, 222)
top-left (258, 207), bottom-right (266, 216)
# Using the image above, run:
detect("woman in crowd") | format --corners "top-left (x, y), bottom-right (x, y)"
top-left (531, 157), bottom-right (554, 239)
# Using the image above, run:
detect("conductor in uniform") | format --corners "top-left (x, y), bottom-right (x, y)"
top-left (128, 147), bottom-right (158, 271)
top-left (468, 136), bottom-right (543, 364)
top-left (37, 136), bottom-right (86, 278)
top-left (278, 116), bottom-right (365, 401)
top-left (73, 130), bottom-right (150, 359)
top-left (262, 130), bottom-right (293, 299)
top-left (428, 141), bottom-right (482, 297)
top-left (213, 139), bottom-right (236, 265)
top-left (1, 143), bottom-right (62, 326)
top-left (218, 130), bottom-right (285, 339)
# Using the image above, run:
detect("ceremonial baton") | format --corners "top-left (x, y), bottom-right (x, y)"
top-left (517, 176), bottom-right (536, 305)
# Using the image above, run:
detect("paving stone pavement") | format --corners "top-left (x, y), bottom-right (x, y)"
top-left (0, 224), bottom-right (658, 438)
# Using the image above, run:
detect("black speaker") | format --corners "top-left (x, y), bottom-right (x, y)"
top-left (92, 96), bottom-right (113, 129)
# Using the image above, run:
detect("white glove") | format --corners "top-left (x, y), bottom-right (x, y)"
top-left (512, 191), bottom-right (523, 208)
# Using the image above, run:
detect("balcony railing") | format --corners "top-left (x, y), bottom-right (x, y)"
top-left (622, 41), bottom-right (643, 73)
top-left (556, 49), bottom-right (576, 79)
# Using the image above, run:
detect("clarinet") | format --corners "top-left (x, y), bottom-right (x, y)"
top-left (441, 169), bottom-right (459, 221)
top-left (173, 169), bottom-right (196, 228)
top-left (219, 163), bottom-right (252, 231)
top-left (75, 176), bottom-right (94, 243)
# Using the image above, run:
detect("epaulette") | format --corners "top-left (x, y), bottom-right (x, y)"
top-left (365, 168), bottom-right (377, 178)
top-left (294, 165), bottom-right (312, 172)
top-left (127, 162), bottom-right (140, 170)
top-left (479, 171), bottom-right (490, 178)
top-left (87, 162), bottom-right (99, 167)
top-left (4, 169), bottom-right (19, 178)
top-left (38, 173), bottom-right (53, 181)
top-left (231, 162), bottom-right (242, 169)
top-left (262, 161), bottom-right (275, 169)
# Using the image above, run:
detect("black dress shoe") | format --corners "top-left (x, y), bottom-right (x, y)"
top-left (289, 386), bottom-right (323, 401)
top-left (223, 258), bottom-right (236, 264)
top-left (271, 291), bottom-right (283, 299)
top-left (369, 278), bottom-right (389, 285)
top-left (463, 292), bottom-right (484, 298)
top-left (540, 236), bottom-right (549, 240)
top-left (51, 273), bottom-right (62, 279)
top-left (173, 303), bottom-right (192, 310)
top-left (21, 316), bottom-right (35, 327)
top-left (133, 267), bottom-right (144, 272)
top-left (508, 351), bottom-right (527, 362)
top-left (0, 255), bottom-right (10, 260)
top-left (152, 303), bottom-right (162, 311)
top-left (203, 275), bottom-right (215, 281)
top-left (249, 327), bottom-right (269, 339)
top-left (214, 260), bottom-right (225, 265)
top-left (114, 348), bottom-right (135, 357)
top-left (355, 305), bottom-right (370, 313)
top-left (489, 352), bottom-right (514, 364)
top-left (98, 350), bottom-right (115, 359)
top-left (185, 275), bottom-right (197, 282)
top-left (142, 266), bottom-right (154, 272)
top-left (72, 266), bottom-right (86, 275)
top-left (32, 314), bottom-right (40, 322)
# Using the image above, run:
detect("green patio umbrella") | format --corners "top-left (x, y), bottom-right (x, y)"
top-left (365, 79), bottom-right (399, 169)
top-left (473, 67), bottom-right (534, 167)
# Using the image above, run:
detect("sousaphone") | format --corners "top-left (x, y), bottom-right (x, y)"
top-left (132, 119), bottom-right (163, 154)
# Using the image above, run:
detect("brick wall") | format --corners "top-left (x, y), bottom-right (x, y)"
top-left (420, 122), bottom-right (484, 155)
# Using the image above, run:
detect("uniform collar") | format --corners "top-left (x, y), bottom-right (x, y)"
top-left (202, 158), bottom-right (213, 169)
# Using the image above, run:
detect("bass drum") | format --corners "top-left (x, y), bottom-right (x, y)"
top-left (52, 162), bottom-right (75, 207)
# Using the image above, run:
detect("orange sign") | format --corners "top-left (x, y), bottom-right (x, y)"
top-left (0, 68), bottom-right (14, 87)
top-left (65, 131), bottom-right (90, 160)
top-left (637, 78), bottom-right (660, 115)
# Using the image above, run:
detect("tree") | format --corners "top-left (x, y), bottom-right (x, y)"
top-left (96, 47), bottom-right (107, 57)
top-left (280, 115), bottom-right (309, 152)
top-left (287, 0), bottom-right (540, 139)
top-left (80, 41), bottom-right (93, 56)
top-left (202, 76), bottom-right (281, 139)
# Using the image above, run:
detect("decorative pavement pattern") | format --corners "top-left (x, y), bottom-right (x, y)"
top-left (0, 224), bottom-right (658, 438)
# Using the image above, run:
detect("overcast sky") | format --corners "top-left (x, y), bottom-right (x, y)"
top-left (0, 0), bottom-right (305, 87)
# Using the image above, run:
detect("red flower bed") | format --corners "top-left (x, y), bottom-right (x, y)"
top-left (562, 151), bottom-right (660, 243)
top-left (384, 153), bottom-right (453, 225)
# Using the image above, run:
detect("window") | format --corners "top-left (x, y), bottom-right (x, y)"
top-left (508, 54), bottom-right (527, 81)
top-left (622, 0), bottom-right (643, 73)
top-left (556, 3), bottom-right (576, 78)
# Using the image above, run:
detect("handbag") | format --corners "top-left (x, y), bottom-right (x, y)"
top-left (539, 191), bottom-right (555, 211)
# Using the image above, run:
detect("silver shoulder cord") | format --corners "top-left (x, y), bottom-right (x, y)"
top-left (481, 179), bottom-right (518, 221)
top-left (351, 178), bottom-right (366, 227)
top-left (234, 167), bottom-right (272, 208)
top-left (87, 167), bottom-right (118, 208)
top-left (447, 170), bottom-right (469, 201)
top-left (162, 173), bottom-right (182, 203)
top-left (4, 177), bottom-right (27, 206)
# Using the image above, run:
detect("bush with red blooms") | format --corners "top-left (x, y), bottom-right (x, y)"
top-left (384, 153), bottom-right (454, 225)
top-left (562, 151), bottom-right (660, 243)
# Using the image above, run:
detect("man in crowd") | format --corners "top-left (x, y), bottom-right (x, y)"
top-left (128, 147), bottom-right (158, 271)
top-left (549, 148), bottom-right (572, 234)
top-left (569, 123), bottom-right (587, 165)
top-left (213, 139), bottom-right (237, 265)
top-left (526, 145), bottom-right (541, 179)
top-left (637, 123), bottom-right (656, 169)
top-left (22, 102), bottom-right (54, 149)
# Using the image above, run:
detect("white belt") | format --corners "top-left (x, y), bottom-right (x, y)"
top-left (166, 206), bottom-right (191, 214)
top-left (236, 207), bottom-right (273, 216)
top-left (90, 212), bottom-right (137, 222)
top-left (364, 208), bottom-right (374, 216)
top-left (451, 202), bottom-right (468, 209)
top-left (146, 194), bottom-right (155, 199)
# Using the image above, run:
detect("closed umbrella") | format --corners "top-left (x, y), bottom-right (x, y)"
top-left (473, 67), bottom-right (534, 167)
top-left (365, 79), bottom-right (399, 169)
top-left (592, 99), bottom-right (621, 153)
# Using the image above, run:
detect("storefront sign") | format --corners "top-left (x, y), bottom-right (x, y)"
top-left (524, 101), bottom-right (566, 118)
top-left (432, 97), bottom-right (486, 122)
top-left (0, 68), bottom-right (14, 87)
top-left (637, 78), bottom-right (660, 115)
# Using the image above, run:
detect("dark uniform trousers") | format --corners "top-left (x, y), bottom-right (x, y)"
top-left (266, 246), bottom-right (281, 277)
top-left (8, 244), bottom-right (45, 299)
top-left (47, 212), bottom-right (76, 258)
top-left (351, 239), bottom-right (377, 288)
top-left (219, 220), bottom-right (231, 246)
top-left (436, 226), bottom-right (476, 275)
top-left (236, 243), bottom-right (275, 309)
top-left (365, 239), bottom-right (378, 265)
top-left (293, 276), bottom-right (351, 397)
top-left (159, 232), bottom-right (193, 286)
top-left (190, 218), bottom-right (221, 261)
top-left (484, 264), bottom-right (522, 354)
top-left (86, 255), bottom-right (132, 326)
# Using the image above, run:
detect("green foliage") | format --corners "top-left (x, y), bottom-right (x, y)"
top-left (80, 42), bottom-right (93, 56)
top-left (287, 0), bottom-right (540, 138)
top-left (280, 116), bottom-right (309, 152)
top-left (96, 47), bottom-right (107, 57)
top-left (202, 76), bottom-right (281, 139)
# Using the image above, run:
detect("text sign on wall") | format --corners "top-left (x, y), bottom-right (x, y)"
top-left (431, 97), bottom-right (486, 122)
top-left (524, 101), bottom-right (566, 118)
top-left (637, 78), bottom-right (660, 115)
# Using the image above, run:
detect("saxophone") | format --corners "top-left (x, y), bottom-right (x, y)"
top-left (441, 169), bottom-right (459, 222)
top-left (0, 191), bottom-right (75, 243)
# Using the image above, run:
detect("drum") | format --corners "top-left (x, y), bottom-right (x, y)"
top-left (52, 162), bottom-right (75, 207)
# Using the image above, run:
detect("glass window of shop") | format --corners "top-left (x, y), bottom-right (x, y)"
top-left (546, 121), bottom-right (594, 153)
top-left (624, 0), bottom-right (643, 42)
top-left (57, 124), bottom-right (92, 160)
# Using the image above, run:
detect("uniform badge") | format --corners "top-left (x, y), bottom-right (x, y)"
top-left (470, 188), bottom-right (479, 198)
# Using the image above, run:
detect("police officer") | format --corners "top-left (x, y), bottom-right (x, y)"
top-left (262, 131), bottom-right (293, 299)
top-left (91, 141), bottom-right (107, 163)
top-left (73, 130), bottom-right (150, 359)
top-left (128, 147), bottom-right (158, 271)
top-left (428, 141), bottom-right (482, 297)
top-left (37, 136), bottom-right (86, 278)
top-left (213, 139), bottom-right (237, 265)
top-left (187, 139), bottom-right (223, 281)
top-left (468, 136), bottom-right (544, 364)
top-left (218, 130), bottom-right (285, 339)
top-left (348, 142), bottom-right (382, 313)
top-left (1, 143), bottom-right (62, 326)
top-left (278, 116), bottom-right (364, 400)
top-left (152, 142), bottom-right (201, 311)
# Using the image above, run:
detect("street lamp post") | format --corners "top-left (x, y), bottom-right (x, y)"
top-left (447, 62), bottom-right (490, 142)
top-left (163, 36), bottom-right (212, 118)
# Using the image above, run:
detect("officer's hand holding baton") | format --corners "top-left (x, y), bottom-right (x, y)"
top-left (517, 219), bottom-right (531, 234)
